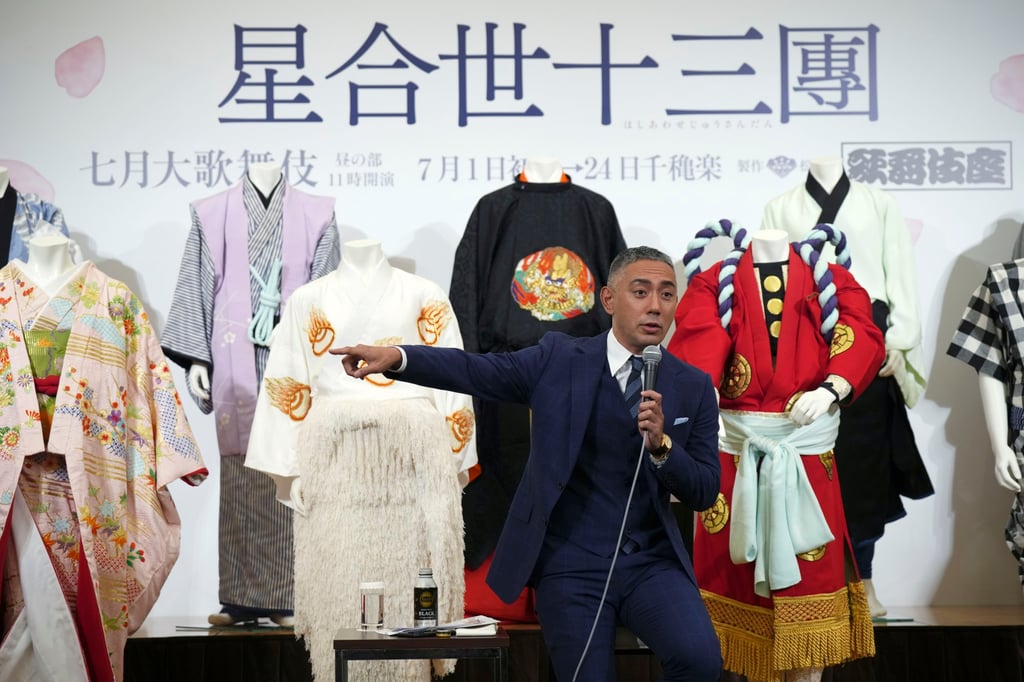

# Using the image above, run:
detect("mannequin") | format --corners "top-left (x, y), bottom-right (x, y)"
top-left (247, 161), bottom-right (282, 198)
top-left (808, 157), bottom-right (844, 194)
top-left (245, 236), bottom-right (473, 682)
top-left (162, 158), bottom-right (340, 628)
top-left (278, 239), bottom-right (388, 513)
top-left (753, 230), bottom-right (849, 427)
top-left (979, 373), bottom-right (1021, 492)
top-left (763, 157), bottom-right (933, 619)
top-left (522, 157), bottom-right (565, 183)
top-left (340, 237), bottom-right (385, 274)
top-left (948, 261), bottom-right (1024, 590)
top-left (450, 160), bottom-right (625, 621)
top-left (0, 241), bottom-right (208, 681)
top-left (20, 224), bottom-right (76, 295)
top-left (670, 223), bottom-right (882, 682)
top-left (0, 166), bottom-right (73, 266)
top-left (186, 162), bottom-right (285, 400)
top-left (0, 222), bottom-right (88, 681)
top-left (750, 227), bottom-right (791, 262)
top-left (804, 158), bottom-right (905, 381)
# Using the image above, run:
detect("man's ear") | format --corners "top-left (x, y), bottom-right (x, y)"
top-left (599, 286), bottom-right (614, 315)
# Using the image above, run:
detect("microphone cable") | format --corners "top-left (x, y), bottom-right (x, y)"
top-left (571, 346), bottom-right (661, 681)
top-left (570, 437), bottom-right (648, 682)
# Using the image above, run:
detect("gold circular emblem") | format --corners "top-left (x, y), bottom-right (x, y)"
top-left (766, 297), bottom-right (783, 315)
top-left (700, 493), bottom-right (729, 534)
top-left (763, 275), bottom-right (782, 293)
top-left (829, 323), bottom-right (854, 358)
top-left (797, 545), bottom-right (827, 561)
top-left (721, 353), bottom-right (752, 399)
top-left (769, 320), bottom-right (782, 338)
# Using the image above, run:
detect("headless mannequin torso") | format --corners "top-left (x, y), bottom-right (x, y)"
top-left (18, 223), bottom-right (76, 296)
top-left (280, 238), bottom-right (389, 516)
top-left (24, 235), bottom-right (75, 295)
top-left (751, 228), bottom-right (791, 264)
top-left (339, 238), bottom-right (386, 277)
top-left (248, 162), bottom-right (282, 198)
top-left (810, 157), bottom-right (904, 379)
top-left (522, 157), bottom-right (564, 183)
top-left (808, 157), bottom-right (844, 194)
top-left (187, 162), bottom-right (285, 398)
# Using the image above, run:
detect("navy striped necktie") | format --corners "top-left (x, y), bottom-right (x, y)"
top-left (624, 355), bottom-right (644, 417)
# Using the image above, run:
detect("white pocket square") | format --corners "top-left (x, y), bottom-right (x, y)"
top-left (673, 417), bottom-right (689, 425)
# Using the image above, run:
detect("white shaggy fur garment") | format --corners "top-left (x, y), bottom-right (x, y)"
top-left (293, 397), bottom-right (466, 682)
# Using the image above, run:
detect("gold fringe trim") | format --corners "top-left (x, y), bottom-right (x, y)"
top-left (702, 591), bottom-right (779, 682)
top-left (702, 581), bottom-right (876, 682)
top-left (846, 580), bottom-right (877, 660)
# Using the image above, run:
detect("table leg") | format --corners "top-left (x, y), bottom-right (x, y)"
top-left (497, 646), bottom-right (509, 682)
top-left (335, 652), bottom-right (348, 682)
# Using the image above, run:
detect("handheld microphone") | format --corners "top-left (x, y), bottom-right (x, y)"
top-left (642, 345), bottom-right (662, 392)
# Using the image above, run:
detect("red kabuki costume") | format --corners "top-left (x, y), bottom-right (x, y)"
top-left (669, 237), bottom-right (882, 682)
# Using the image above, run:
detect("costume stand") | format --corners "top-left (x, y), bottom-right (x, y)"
top-left (449, 158), bottom-right (625, 618)
top-left (762, 159), bottom-right (934, 616)
top-left (670, 222), bottom-right (881, 682)
top-left (948, 261), bottom-right (1024, 590)
top-left (245, 239), bottom-right (474, 681)
top-left (160, 163), bottom-right (340, 625)
top-left (0, 230), bottom-right (207, 681)
top-left (0, 164), bottom-right (74, 264)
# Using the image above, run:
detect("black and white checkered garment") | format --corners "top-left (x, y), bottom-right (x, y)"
top-left (947, 261), bottom-right (1024, 592)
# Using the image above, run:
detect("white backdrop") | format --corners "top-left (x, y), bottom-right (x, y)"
top-left (2, 0), bottom-right (1023, 620)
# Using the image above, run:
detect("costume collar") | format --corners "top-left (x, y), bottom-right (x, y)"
top-left (804, 171), bottom-right (851, 225)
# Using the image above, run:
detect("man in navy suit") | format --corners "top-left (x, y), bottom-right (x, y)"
top-left (333, 246), bottom-right (722, 681)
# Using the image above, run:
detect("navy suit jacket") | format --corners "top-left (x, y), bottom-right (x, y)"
top-left (399, 331), bottom-right (720, 603)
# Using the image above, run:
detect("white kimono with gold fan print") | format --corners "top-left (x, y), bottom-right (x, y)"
top-left (245, 258), bottom-right (475, 682)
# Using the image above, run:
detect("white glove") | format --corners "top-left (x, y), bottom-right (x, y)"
top-left (188, 363), bottom-right (211, 401)
top-left (789, 387), bottom-right (838, 427)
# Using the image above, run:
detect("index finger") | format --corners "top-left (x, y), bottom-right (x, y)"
top-left (328, 346), bottom-right (355, 356)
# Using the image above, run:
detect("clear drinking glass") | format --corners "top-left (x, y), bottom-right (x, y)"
top-left (359, 581), bottom-right (385, 631)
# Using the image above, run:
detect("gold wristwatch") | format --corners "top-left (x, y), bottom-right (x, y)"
top-left (650, 433), bottom-right (672, 459)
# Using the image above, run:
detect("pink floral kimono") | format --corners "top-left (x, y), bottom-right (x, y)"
top-left (0, 260), bottom-right (207, 681)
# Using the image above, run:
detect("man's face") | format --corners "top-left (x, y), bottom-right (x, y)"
top-left (600, 259), bottom-right (678, 355)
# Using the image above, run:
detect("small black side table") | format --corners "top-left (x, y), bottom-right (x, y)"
top-left (333, 628), bottom-right (509, 682)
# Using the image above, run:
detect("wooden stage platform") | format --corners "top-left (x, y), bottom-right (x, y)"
top-left (125, 606), bottom-right (1024, 682)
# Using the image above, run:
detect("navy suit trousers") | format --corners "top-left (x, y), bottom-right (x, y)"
top-left (533, 536), bottom-right (721, 682)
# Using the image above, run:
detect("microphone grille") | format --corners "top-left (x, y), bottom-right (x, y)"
top-left (642, 345), bottom-right (662, 364)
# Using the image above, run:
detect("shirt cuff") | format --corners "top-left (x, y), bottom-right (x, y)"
top-left (394, 346), bottom-right (408, 373)
top-left (649, 449), bottom-right (670, 467)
